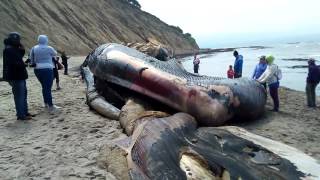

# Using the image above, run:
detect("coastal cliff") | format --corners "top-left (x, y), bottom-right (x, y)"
top-left (0, 0), bottom-right (199, 55)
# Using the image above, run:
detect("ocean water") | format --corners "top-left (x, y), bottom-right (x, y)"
top-left (181, 41), bottom-right (320, 94)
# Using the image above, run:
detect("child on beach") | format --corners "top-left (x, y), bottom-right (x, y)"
top-left (227, 65), bottom-right (234, 79)
top-left (61, 51), bottom-right (70, 75)
top-left (52, 57), bottom-right (61, 90)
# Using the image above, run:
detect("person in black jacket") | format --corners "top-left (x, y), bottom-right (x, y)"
top-left (306, 58), bottom-right (320, 107)
top-left (52, 56), bottom-right (61, 90)
top-left (60, 51), bottom-right (70, 75)
top-left (2, 32), bottom-right (31, 120)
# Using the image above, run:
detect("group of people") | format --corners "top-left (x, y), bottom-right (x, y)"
top-left (2, 32), bottom-right (69, 120)
top-left (3, 31), bottom-right (318, 120)
top-left (228, 52), bottom-right (281, 112)
top-left (230, 51), bottom-right (319, 111)
top-left (194, 49), bottom-right (319, 112)
top-left (227, 51), bottom-right (244, 79)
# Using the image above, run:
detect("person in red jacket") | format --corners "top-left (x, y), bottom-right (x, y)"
top-left (227, 65), bottom-right (235, 79)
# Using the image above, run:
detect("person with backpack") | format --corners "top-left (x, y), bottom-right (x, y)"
top-left (257, 55), bottom-right (281, 112)
top-left (306, 58), bottom-right (320, 107)
top-left (2, 32), bottom-right (32, 120)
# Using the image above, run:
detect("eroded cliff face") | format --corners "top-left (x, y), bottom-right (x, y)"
top-left (0, 0), bottom-right (199, 55)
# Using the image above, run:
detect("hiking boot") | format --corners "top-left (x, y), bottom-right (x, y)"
top-left (48, 105), bottom-right (61, 114)
top-left (17, 116), bottom-right (32, 120)
top-left (43, 104), bottom-right (49, 109)
top-left (26, 113), bottom-right (36, 117)
top-left (53, 105), bottom-right (62, 109)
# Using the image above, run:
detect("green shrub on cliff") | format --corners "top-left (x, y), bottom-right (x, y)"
top-left (184, 33), bottom-right (197, 45)
top-left (169, 26), bottom-right (197, 46)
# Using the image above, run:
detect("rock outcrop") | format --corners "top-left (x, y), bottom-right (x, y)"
top-left (0, 0), bottom-right (199, 55)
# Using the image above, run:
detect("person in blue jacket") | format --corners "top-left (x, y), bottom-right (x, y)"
top-left (30, 35), bottom-right (59, 113)
top-left (252, 56), bottom-right (267, 88)
top-left (233, 50), bottom-right (243, 78)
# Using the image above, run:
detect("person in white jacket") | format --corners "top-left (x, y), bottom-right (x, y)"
top-left (257, 55), bottom-right (280, 112)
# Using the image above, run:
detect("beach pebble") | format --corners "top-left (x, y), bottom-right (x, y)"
top-left (89, 129), bottom-right (99, 133)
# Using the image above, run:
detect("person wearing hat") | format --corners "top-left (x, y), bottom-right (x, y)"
top-left (2, 32), bottom-right (32, 120)
top-left (252, 55), bottom-right (268, 89)
top-left (257, 55), bottom-right (281, 112)
top-left (306, 58), bottom-right (320, 107)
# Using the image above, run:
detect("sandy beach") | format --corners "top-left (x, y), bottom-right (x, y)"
top-left (0, 57), bottom-right (319, 179)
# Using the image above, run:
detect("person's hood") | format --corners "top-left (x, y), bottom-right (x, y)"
top-left (266, 55), bottom-right (275, 64)
top-left (3, 38), bottom-right (9, 46)
top-left (38, 35), bottom-right (48, 45)
top-left (237, 54), bottom-right (243, 60)
top-left (308, 58), bottom-right (316, 66)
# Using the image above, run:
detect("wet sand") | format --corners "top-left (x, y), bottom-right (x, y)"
top-left (0, 57), bottom-right (319, 179)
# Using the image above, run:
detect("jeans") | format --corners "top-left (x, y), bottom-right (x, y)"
top-left (8, 80), bottom-right (28, 118)
top-left (63, 63), bottom-right (68, 75)
top-left (34, 68), bottom-right (54, 106)
top-left (269, 82), bottom-right (279, 111)
top-left (234, 73), bottom-right (242, 78)
top-left (306, 82), bottom-right (318, 107)
top-left (193, 64), bottom-right (199, 73)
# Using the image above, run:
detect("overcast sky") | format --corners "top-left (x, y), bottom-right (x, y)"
top-left (139, 0), bottom-right (320, 47)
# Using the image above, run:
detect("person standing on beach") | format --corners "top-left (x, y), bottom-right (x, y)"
top-left (61, 51), bottom-right (70, 75)
top-left (193, 53), bottom-right (200, 73)
top-left (252, 56), bottom-right (267, 89)
top-left (306, 58), bottom-right (320, 107)
top-left (233, 50), bottom-right (243, 78)
top-left (257, 55), bottom-right (281, 112)
top-left (30, 35), bottom-right (59, 113)
top-left (227, 65), bottom-right (235, 79)
top-left (52, 56), bottom-right (61, 90)
top-left (2, 32), bottom-right (32, 120)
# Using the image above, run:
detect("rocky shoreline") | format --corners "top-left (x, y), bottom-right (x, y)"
top-left (174, 45), bottom-right (271, 59)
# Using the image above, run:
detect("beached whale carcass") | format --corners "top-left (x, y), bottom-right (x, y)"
top-left (84, 43), bottom-right (266, 126)
top-left (81, 43), bottom-right (320, 179)
top-left (113, 112), bottom-right (320, 180)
